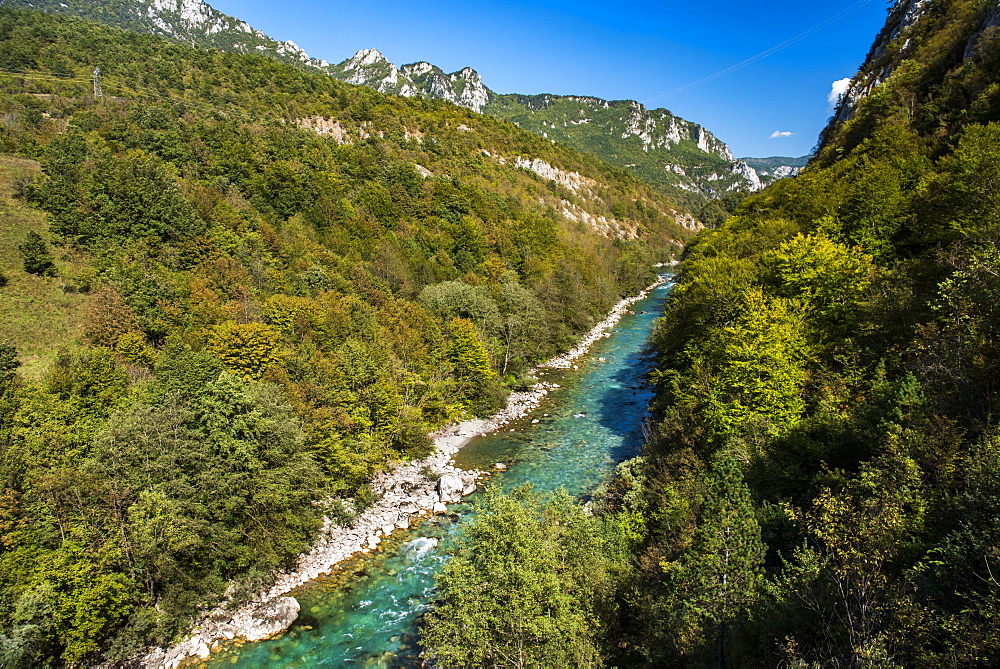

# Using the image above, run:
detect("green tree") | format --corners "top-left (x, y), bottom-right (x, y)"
top-left (419, 281), bottom-right (502, 338)
top-left (914, 123), bottom-right (1000, 242)
top-left (18, 231), bottom-right (55, 276)
top-left (496, 279), bottom-right (546, 375)
top-left (704, 288), bottom-right (809, 440)
top-left (447, 317), bottom-right (500, 413)
top-left (208, 322), bottom-right (284, 381)
top-left (448, 318), bottom-right (494, 381)
top-left (766, 233), bottom-right (875, 329)
top-left (659, 454), bottom-right (764, 662)
top-left (788, 454), bottom-right (924, 665)
top-left (0, 341), bottom-right (20, 393)
top-left (422, 485), bottom-right (607, 668)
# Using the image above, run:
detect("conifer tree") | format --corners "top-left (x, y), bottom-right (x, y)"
top-left (18, 231), bottom-right (55, 276)
top-left (661, 454), bottom-right (764, 663)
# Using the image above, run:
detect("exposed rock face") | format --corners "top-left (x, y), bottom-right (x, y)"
top-left (238, 597), bottom-right (301, 643)
top-left (739, 156), bottom-right (810, 187)
top-left (830, 0), bottom-right (1000, 127)
top-left (729, 160), bottom-right (763, 192)
top-left (339, 48), bottom-right (399, 91)
top-left (330, 52), bottom-right (493, 112)
top-left (487, 94), bottom-right (758, 199)
top-left (965, 1), bottom-right (1000, 60)
top-left (513, 157), bottom-right (597, 193)
top-left (327, 50), bottom-right (755, 200)
top-left (6, 0), bottom-right (332, 69)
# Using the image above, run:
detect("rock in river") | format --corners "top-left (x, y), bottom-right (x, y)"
top-left (239, 597), bottom-right (300, 642)
top-left (437, 472), bottom-right (465, 503)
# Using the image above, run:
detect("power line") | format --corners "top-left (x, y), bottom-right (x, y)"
top-left (645, 0), bottom-right (878, 103)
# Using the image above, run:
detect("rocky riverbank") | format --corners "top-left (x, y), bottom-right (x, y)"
top-left (142, 275), bottom-right (669, 668)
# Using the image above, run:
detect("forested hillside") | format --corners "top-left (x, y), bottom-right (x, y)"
top-left (421, 0), bottom-right (1000, 665)
top-left (0, 8), bottom-right (690, 664)
top-left (625, 0), bottom-right (1000, 664)
top-left (2, 0), bottom-right (765, 213)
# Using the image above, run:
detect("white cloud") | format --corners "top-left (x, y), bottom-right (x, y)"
top-left (828, 77), bottom-right (852, 107)
top-left (770, 131), bottom-right (796, 139)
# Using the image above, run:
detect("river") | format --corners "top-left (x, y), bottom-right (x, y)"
top-left (205, 278), bottom-right (671, 668)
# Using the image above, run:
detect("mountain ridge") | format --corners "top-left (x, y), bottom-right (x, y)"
top-left (0, 0), bottom-right (769, 214)
top-left (329, 47), bottom-right (765, 208)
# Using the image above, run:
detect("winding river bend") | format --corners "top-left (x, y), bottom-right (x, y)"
top-left (206, 278), bottom-right (671, 668)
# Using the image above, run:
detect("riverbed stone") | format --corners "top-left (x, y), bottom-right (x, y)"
top-left (138, 277), bottom-right (667, 668)
top-left (236, 597), bottom-right (300, 643)
top-left (437, 472), bottom-right (464, 503)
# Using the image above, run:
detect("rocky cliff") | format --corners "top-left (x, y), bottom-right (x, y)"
top-left (2, 0), bottom-right (334, 69)
top-left (826, 0), bottom-right (1000, 140)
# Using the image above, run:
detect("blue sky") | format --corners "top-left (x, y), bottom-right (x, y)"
top-left (210, 0), bottom-right (891, 158)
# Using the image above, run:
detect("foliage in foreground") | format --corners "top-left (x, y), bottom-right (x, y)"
top-left (614, 0), bottom-right (1000, 663)
top-left (422, 486), bottom-right (612, 668)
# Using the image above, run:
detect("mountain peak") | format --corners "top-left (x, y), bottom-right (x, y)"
top-left (333, 53), bottom-right (492, 112)
top-left (343, 48), bottom-right (389, 70)
top-left (400, 61), bottom-right (437, 77)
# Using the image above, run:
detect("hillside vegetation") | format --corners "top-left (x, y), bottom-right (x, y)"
top-left (422, 0), bottom-right (1000, 665)
top-left (0, 8), bottom-right (690, 664)
top-left (486, 93), bottom-right (753, 215)
top-left (622, 0), bottom-right (1000, 664)
top-left (2, 0), bottom-right (764, 213)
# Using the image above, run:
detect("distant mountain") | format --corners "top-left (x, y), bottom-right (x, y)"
top-left (739, 155), bottom-right (811, 186)
top-left (4, 0), bottom-right (763, 211)
top-left (329, 48), bottom-right (764, 209)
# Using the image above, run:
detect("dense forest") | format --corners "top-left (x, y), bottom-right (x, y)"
top-left (421, 0), bottom-right (1000, 666)
top-left (0, 8), bottom-right (694, 664)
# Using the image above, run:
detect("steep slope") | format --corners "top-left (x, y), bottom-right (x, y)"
top-left (485, 93), bottom-right (760, 211)
top-left (821, 0), bottom-right (1000, 158)
top-left (0, 8), bottom-right (694, 665)
top-left (1, 0), bottom-right (329, 68)
top-left (0, 0), bottom-right (763, 214)
top-left (739, 155), bottom-right (809, 186)
top-left (329, 49), bottom-right (492, 114)
top-left (330, 48), bottom-right (763, 209)
top-left (600, 0), bottom-right (1000, 665)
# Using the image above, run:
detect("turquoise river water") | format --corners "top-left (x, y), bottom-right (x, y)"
top-left (205, 278), bottom-right (672, 668)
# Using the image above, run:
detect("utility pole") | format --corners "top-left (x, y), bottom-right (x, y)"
top-left (92, 67), bottom-right (103, 99)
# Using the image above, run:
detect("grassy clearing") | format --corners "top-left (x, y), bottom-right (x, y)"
top-left (0, 154), bottom-right (90, 379)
